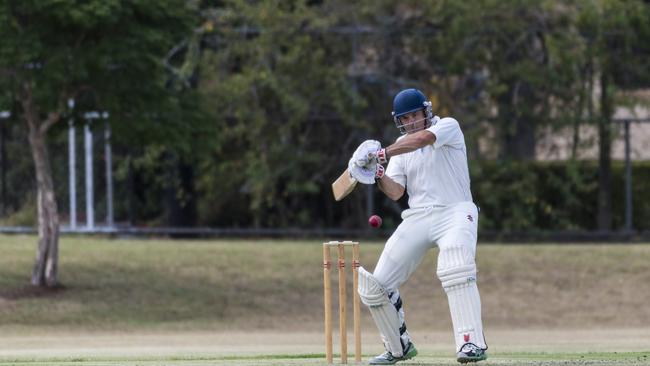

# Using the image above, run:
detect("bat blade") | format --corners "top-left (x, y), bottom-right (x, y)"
top-left (331, 168), bottom-right (358, 201)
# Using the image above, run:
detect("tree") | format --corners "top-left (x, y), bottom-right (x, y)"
top-left (0, 0), bottom-right (196, 286)
top-left (576, 0), bottom-right (650, 230)
top-left (197, 0), bottom-right (364, 227)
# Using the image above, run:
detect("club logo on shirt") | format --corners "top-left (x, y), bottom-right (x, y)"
top-left (464, 333), bottom-right (470, 342)
top-left (467, 214), bottom-right (473, 222)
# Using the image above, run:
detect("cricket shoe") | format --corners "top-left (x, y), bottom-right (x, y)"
top-left (369, 342), bottom-right (418, 365)
top-left (456, 342), bottom-right (487, 363)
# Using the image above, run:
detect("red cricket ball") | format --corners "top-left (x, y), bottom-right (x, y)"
top-left (368, 214), bottom-right (383, 228)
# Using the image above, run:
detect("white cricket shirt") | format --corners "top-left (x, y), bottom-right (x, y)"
top-left (385, 116), bottom-right (472, 208)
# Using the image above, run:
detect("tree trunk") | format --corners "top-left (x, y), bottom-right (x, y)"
top-left (21, 82), bottom-right (60, 287)
top-left (499, 83), bottom-right (537, 160)
top-left (168, 158), bottom-right (197, 227)
top-left (597, 72), bottom-right (612, 231)
top-left (27, 124), bottom-right (60, 287)
top-left (504, 115), bottom-right (536, 160)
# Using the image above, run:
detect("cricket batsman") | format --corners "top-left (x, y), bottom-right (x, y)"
top-left (348, 88), bottom-right (488, 364)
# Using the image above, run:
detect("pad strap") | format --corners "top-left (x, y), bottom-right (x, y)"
top-left (437, 264), bottom-right (476, 288)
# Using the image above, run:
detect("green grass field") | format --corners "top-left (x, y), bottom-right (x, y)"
top-left (1, 235), bottom-right (649, 365)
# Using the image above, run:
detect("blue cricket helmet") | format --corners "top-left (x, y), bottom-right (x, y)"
top-left (391, 88), bottom-right (434, 134)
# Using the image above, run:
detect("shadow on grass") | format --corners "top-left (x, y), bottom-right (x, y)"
top-left (0, 284), bottom-right (67, 300)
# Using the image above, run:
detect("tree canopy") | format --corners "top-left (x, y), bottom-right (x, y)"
top-left (1, 0), bottom-right (649, 237)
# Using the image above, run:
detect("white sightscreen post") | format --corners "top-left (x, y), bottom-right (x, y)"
top-left (84, 120), bottom-right (94, 230)
top-left (0, 111), bottom-right (10, 217)
top-left (104, 113), bottom-right (113, 228)
top-left (68, 98), bottom-right (77, 229)
top-left (624, 120), bottom-right (632, 232)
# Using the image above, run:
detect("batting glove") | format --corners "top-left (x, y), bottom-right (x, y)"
top-left (370, 148), bottom-right (387, 165)
top-left (353, 140), bottom-right (382, 168)
top-left (375, 164), bottom-right (385, 179)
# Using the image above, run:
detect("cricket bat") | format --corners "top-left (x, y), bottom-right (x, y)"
top-left (331, 168), bottom-right (357, 201)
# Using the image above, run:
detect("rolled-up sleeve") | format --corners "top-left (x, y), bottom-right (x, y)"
top-left (427, 117), bottom-right (463, 149)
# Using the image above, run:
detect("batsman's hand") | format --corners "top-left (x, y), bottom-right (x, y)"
top-left (368, 148), bottom-right (387, 165)
top-left (348, 157), bottom-right (385, 185)
top-left (352, 140), bottom-right (382, 168)
top-left (375, 164), bottom-right (385, 179)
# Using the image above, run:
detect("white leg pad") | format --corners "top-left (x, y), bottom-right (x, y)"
top-left (357, 266), bottom-right (404, 357)
top-left (437, 246), bottom-right (486, 350)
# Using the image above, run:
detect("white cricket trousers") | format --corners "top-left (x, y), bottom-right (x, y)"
top-left (372, 201), bottom-right (486, 350)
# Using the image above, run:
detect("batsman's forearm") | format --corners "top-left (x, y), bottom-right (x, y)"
top-left (377, 175), bottom-right (404, 201)
top-left (385, 130), bottom-right (436, 158)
